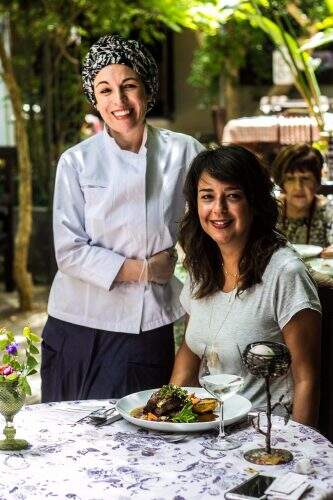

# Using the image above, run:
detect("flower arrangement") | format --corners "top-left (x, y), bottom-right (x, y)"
top-left (0, 326), bottom-right (40, 395)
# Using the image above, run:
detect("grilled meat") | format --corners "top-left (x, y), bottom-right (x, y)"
top-left (143, 384), bottom-right (188, 417)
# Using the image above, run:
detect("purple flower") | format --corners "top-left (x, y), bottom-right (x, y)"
top-left (5, 342), bottom-right (19, 355)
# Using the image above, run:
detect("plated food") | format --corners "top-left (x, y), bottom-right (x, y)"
top-left (130, 384), bottom-right (218, 423)
top-left (116, 386), bottom-right (252, 432)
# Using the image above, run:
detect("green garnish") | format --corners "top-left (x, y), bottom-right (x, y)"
top-left (158, 384), bottom-right (189, 401)
top-left (171, 401), bottom-right (197, 423)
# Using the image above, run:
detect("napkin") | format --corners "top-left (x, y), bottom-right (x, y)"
top-left (265, 473), bottom-right (310, 500)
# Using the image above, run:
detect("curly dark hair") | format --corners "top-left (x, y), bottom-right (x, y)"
top-left (179, 145), bottom-right (286, 299)
top-left (272, 144), bottom-right (323, 188)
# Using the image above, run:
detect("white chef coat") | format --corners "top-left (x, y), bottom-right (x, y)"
top-left (48, 125), bottom-right (204, 333)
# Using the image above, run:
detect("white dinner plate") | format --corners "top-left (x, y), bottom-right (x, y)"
top-left (292, 244), bottom-right (323, 258)
top-left (307, 258), bottom-right (333, 276)
top-left (116, 387), bottom-right (252, 432)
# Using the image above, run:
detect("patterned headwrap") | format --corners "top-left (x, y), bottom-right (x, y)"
top-left (82, 34), bottom-right (159, 111)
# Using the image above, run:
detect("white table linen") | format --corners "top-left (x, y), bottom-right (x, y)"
top-left (1, 400), bottom-right (332, 499)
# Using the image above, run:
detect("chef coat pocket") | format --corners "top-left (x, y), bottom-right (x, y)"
top-left (81, 182), bottom-right (114, 229)
top-left (81, 184), bottom-right (109, 207)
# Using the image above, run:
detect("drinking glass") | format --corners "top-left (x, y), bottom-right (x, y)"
top-left (199, 344), bottom-right (244, 450)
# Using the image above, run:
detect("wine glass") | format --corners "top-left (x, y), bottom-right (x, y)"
top-left (198, 344), bottom-right (244, 451)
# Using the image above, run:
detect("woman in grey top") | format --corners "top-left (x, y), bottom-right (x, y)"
top-left (170, 146), bottom-right (321, 426)
top-left (41, 35), bottom-right (203, 402)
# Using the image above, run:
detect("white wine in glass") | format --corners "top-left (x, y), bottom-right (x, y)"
top-left (199, 345), bottom-right (244, 450)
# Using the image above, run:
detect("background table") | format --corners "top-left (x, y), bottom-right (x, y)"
top-left (222, 116), bottom-right (320, 146)
top-left (0, 400), bottom-right (333, 499)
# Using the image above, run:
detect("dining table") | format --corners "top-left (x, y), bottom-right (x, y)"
top-left (222, 115), bottom-right (321, 146)
top-left (1, 400), bottom-right (333, 500)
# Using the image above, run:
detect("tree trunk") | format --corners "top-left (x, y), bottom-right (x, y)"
top-left (0, 34), bottom-right (33, 310)
top-left (223, 66), bottom-right (240, 120)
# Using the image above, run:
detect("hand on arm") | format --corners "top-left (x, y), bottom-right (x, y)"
top-left (115, 247), bottom-right (177, 284)
top-left (170, 337), bottom-right (200, 387)
top-left (114, 259), bottom-right (146, 283)
top-left (147, 247), bottom-right (177, 284)
top-left (282, 308), bottom-right (321, 427)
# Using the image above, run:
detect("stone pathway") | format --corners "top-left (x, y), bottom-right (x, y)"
top-left (0, 284), bottom-right (48, 404)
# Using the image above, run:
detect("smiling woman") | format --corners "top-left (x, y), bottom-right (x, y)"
top-left (170, 146), bottom-right (322, 428)
top-left (273, 144), bottom-right (331, 250)
top-left (94, 65), bottom-right (148, 152)
top-left (41, 34), bottom-right (204, 403)
top-left (197, 174), bottom-right (252, 259)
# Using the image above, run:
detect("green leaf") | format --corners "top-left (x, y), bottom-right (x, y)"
top-left (30, 333), bottom-right (40, 344)
top-left (315, 17), bottom-right (333, 31)
top-left (6, 372), bottom-right (19, 382)
top-left (0, 339), bottom-right (8, 351)
top-left (23, 328), bottom-right (40, 343)
top-left (2, 353), bottom-right (10, 364)
top-left (171, 401), bottom-right (197, 423)
top-left (28, 344), bottom-right (39, 355)
top-left (18, 376), bottom-right (31, 396)
top-left (10, 360), bottom-right (21, 371)
top-left (27, 355), bottom-right (38, 371)
top-left (7, 331), bottom-right (15, 343)
top-left (27, 368), bottom-right (37, 376)
top-left (326, 0), bottom-right (333, 15)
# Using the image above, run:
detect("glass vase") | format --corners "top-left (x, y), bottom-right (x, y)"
top-left (0, 381), bottom-right (29, 450)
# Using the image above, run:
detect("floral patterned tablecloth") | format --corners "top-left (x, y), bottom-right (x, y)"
top-left (0, 400), bottom-right (332, 500)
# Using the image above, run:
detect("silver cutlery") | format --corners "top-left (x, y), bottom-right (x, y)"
top-left (94, 411), bottom-right (122, 426)
top-left (89, 407), bottom-right (116, 423)
top-left (74, 406), bottom-right (115, 424)
top-left (139, 432), bottom-right (189, 443)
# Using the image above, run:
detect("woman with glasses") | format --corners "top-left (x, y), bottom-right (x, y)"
top-left (272, 144), bottom-right (332, 256)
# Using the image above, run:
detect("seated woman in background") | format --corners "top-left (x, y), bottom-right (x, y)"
top-left (273, 144), bottom-right (332, 256)
top-left (170, 146), bottom-right (321, 427)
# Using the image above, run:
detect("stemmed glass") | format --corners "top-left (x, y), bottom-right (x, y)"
top-left (199, 344), bottom-right (244, 450)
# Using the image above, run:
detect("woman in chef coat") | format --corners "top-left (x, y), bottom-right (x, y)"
top-left (41, 34), bottom-right (204, 402)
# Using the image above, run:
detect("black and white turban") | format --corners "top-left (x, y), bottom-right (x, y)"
top-left (82, 34), bottom-right (159, 111)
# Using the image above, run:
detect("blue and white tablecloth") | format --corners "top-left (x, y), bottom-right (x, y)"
top-left (0, 400), bottom-right (332, 500)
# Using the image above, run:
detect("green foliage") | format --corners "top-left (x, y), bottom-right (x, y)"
top-left (0, 326), bottom-right (40, 396)
top-left (0, 0), bottom-right (200, 206)
top-left (159, 384), bottom-right (188, 401)
top-left (189, 18), bottom-right (271, 106)
top-left (171, 401), bottom-right (197, 423)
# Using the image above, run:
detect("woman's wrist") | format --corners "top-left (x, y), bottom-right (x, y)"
top-left (115, 258), bottom-right (146, 282)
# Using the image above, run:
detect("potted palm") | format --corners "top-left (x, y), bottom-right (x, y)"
top-left (224, 0), bottom-right (331, 132)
